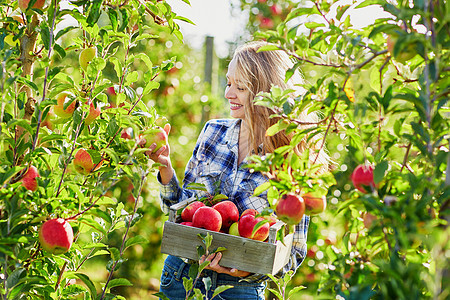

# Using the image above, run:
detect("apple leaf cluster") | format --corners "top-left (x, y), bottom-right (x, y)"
top-left (238, 0), bottom-right (449, 298)
top-left (0, 0), bottom-right (193, 299)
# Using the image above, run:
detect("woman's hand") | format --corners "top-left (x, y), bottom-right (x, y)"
top-left (200, 252), bottom-right (251, 278)
top-left (142, 124), bottom-right (173, 184)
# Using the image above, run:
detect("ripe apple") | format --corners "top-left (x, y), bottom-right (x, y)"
top-left (264, 215), bottom-right (278, 226)
top-left (351, 164), bottom-right (375, 193)
top-left (19, 0), bottom-right (45, 11)
top-left (54, 93), bottom-right (76, 118)
top-left (386, 28), bottom-right (417, 63)
top-left (79, 47), bottom-right (97, 71)
top-left (228, 222), bottom-right (240, 236)
top-left (38, 218), bottom-right (73, 254)
top-left (258, 15), bottom-right (274, 29)
top-left (192, 206), bottom-right (222, 232)
top-left (73, 149), bottom-right (102, 175)
top-left (212, 200), bottom-right (239, 229)
top-left (181, 201), bottom-right (205, 222)
top-left (180, 221), bottom-right (193, 227)
top-left (238, 214), bottom-right (270, 241)
top-left (241, 208), bottom-right (258, 217)
top-left (270, 4), bottom-right (282, 15)
top-left (84, 101), bottom-right (101, 125)
top-left (120, 127), bottom-right (133, 139)
top-left (140, 126), bottom-right (168, 153)
top-left (303, 193), bottom-right (327, 215)
top-left (275, 193), bottom-right (305, 226)
top-left (21, 166), bottom-right (39, 191)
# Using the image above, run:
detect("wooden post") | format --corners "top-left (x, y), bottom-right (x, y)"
top-left (199, 36), bottom-right (214, 132)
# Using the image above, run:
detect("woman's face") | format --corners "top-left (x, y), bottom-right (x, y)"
top-left (225, 58), bottom-right (250, 120)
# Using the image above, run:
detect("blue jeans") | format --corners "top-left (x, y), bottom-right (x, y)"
top-left (159, 255), bottom-right (266, 300)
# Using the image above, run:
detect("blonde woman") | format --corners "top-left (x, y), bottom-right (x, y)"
top-left (149, 41), bottom-right (328, 300)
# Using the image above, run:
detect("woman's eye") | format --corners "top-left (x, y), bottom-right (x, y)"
top-left (237, 87), bottom-right (245, 91)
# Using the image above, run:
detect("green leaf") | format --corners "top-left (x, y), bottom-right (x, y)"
top-left (266, 120), bottom-right (289, 137)
top-left (143, 81), bottom-right (160, 95)
top-left (374, 161), bottom-right (388, 184)
top-left (107, 278), bottom-right (133, 289)
top-left (288, 285), bottom-right (306, 297)
top-left (254, 182), bottom-right (271, 196)
top-left (87, 0), bottom-right (102, 27)
top-left (257, 45), bottom-right (281, 52)
top-left (74, 273), bottom-right (97, 300)
top-left (212, 285), bottom-right (234, 299)
top-left (124, 235), bottom-right (149, 250)
top-left (153, 292), bottom-right (170, 300)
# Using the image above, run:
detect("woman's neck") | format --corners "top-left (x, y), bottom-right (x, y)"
top-left (238, 120), bottom-right (250, 164)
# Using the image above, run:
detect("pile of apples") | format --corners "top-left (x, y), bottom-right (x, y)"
top-left (179, 200), bottom-right (275, 242)
top-left (179, 193), bottom-right (327, 242)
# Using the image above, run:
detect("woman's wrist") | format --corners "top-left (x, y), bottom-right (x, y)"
top-left (159, 164), bottom-right (174, 185)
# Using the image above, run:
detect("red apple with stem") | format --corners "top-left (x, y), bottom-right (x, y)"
top-left (351, 164), bottom-right (376, 193)
top-left (181, 201), bottom-right (205, 222)
top-left (21, 166), bottom-right (39, 191)
top-left (39, 218), bottom-right (73, 254)
top-left (275, 193), bottom-right (305, 226)
top-left (212, 200), bottom-right (239, 229)
top-left (192, 206), bottom-right (222, 232)
top-left (238, 214), bottom-right (270, 241)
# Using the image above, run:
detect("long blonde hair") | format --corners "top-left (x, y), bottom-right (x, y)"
top-left (232, 41), bottom-right (329, 173)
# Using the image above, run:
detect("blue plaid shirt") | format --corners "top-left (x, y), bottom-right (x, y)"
top-left (159, 119), bottom-right (309, 279)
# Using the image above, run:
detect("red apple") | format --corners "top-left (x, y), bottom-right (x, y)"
top-left (21, 166), bottom-right (39, 191)
top-left (264, 215), bottom-right (278, 226)
top-left (121, 127), bottom-right (133, 139)
top-left (181, 201), bottom-right (205, 222)
top-left (212, 200), bottom-right (239, 229)
top-left (192, 206), bottom-right (222, 232)
top-left (238, 214), bottom-right (270, 241)
top-left (275, 193), bottom-right (305, 226)
top-left (303, 193), bottom-right (327, 215)
top-left (84, 101), bottom-right (101, 125)
top-left (38, 218), bottom-right (73, 254)
top-left (54, 93), bottom-right (76, 119)
top-left (351, 165), bottom-right (376, 193)
top-left (19, 0), bottom-right (45, 11)
top-left (241, 208), bottom-right (258, 217)
top-left (140, 126), bottom-right (168, 152)
top-left (270, 4), bottom-right (282, 16)
top-left (73, 149), bottom-right (102, 175)
top-left (258, 15), bottom-right (274, 29)
top-left (180, 221), bottom-right (193, 227)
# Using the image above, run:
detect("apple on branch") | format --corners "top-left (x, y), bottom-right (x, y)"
top-left (73, 149), bottom-right (103, 175)
top-left (79, 47), bottom-right (97, 71)
top-left (54, 93), bottom-right (77, 119)
top-left (192, 206), bottom-right (222, 232)
top-left (39, 218), bottom-right (73, 255)
top-left (302, 192), bottom-right (327, 215)
top-left (275, 193), bottom-right (305, 226)
top-left (84, 101), bottom-right (101, 125)
top-left (181, 201), bottom-right (205, 222)
top-left (19, 0), bottom-right (45, 11)
top-left (20, 166), bottom-right (39, 191)
top-left (351, 164), bottom-right (376, 193)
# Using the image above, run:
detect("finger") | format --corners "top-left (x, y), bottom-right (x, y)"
top-left (154, 145), bottom-right (167, 156)
top-left (164, 123), bottom-right (171, 136)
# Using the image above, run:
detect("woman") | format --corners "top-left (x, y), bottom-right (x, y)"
top-left (148, 41), bottom-right (329, 299)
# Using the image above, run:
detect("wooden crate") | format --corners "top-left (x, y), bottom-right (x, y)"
top-left (160, 198), bottom-right (293, 275)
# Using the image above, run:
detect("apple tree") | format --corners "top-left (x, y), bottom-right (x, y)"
top-left (239, 0), bottom-right (449, 299)
top-left (0, 0), bottom-right (193, 298)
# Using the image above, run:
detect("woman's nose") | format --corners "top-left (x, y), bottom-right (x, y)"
top-left (225, 87), bottom-right (236, 99)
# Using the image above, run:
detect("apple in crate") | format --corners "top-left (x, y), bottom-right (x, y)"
top-left (238, 214), bottom-right (270, 241)
top-left (212, 200), bottom-right (239, 229)
top-left (192, 206), bottom-right (222, 232)
top-left (181, 201), bottom-right (205, 222)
